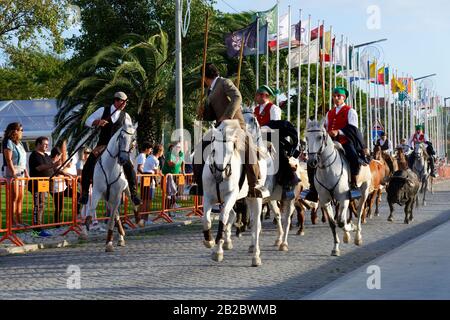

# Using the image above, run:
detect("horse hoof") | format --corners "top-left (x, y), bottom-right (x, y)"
top-left (274, 240), bottom-right (282, 247)
top-left (331, 250), bottom-right (340, 257)
top-left (296, 230), bottom-right (305, 236)
top-left (343, 233), bottom-right (351, 244)
top-left (423, 202), bottom-right (427, 206)
top-left (248, 245), bottom-right (254, 254)
top-left (252, 257), bottom-right (262, 267)
top-left (404, 219), bottom-right (410, 225)
top-left (138, 220), bottom-right (145, 228)
top-left (223, 242), bottom-right (233, 250)
top-left (409, 217), bottom-right (414, 223)
top-left (105, 244), bottom-right (114, 252)
top-left (117, 239), bottom-right (126, 247)
top-left (279, 243), bottom-right (288, 252)
top-left (355, 238), bottom-right (363, 246)
top-left (203, 240), bottom-right (214, 249)
top-left (387, 216), bottom-right (394, 222)
top-left (212, 252), bottom-right (223, 262)
top-left (236, 233), bottom-right (242, 238)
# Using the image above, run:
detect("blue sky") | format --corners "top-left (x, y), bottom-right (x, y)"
top-left (215, 0), bottom-right (450, 99)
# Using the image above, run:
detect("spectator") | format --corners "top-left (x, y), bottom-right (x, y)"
top-left (144, 144), bottom-right (164, 174)
top-left (162, 143), bottom-right (184, 175)
top-left (136, 142), bottom-right (152, 174)
top-left (76, 148), bottom-right (91, 176)
top-left (2, 122), bottom-right (29, 227)
top-left (28, 137), bottom-right (61, 237)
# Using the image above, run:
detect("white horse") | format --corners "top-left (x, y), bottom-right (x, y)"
top-left (201, 119), bottom-right (264, 267)
top-left (306, 120), bottom-right (371, 256)
top-left (412, 142), bottom-right (429, 206)
top-left (80, 122), bottom-right (138, 252)
top-left (242, 110), bottom-right (302, 252)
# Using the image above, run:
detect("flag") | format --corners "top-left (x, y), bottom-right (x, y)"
top-left (334, 40), bottom-right (346, 66)
top-left (254, 4), bottom-right (278, 36)
top-left (369, 61), bottom-right (377, 79)
top-left (268, 17), bottom-right (310, 50)
top-left (224, 21), bottom-right (268, 58)
top-left (289, 38), bottom-right (320, 68)
top-left (321, 31), bottom-right (333, 62)
top-left (310, 25), bottom-right (324, 41)
top-left (377, 66), bottom-right (385, 84)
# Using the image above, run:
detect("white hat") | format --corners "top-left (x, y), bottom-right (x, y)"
top-left (114, 91), bottom-right (128, 100)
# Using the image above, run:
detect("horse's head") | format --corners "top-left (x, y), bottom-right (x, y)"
top-left (306, 119), bottom-right (328, 168)
top-left (414, 142), bottom-right (425, 159)
top-left (373, 145), bottom-right (382, 161)
top-left (117, 123), bottom-right (137, 165)
top-left (209, 120), bottom-right (244, 181)
top-left (242, 108), bottom-right (262, 146)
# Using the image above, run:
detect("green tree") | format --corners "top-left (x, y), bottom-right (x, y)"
top-left (54, 30), bottom-right (173, 151)
top-left (0, 0), bottom-right (69, 52)
top-left (0, 46), bottom-right (71, 99)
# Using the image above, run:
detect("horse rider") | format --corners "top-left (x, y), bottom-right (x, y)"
top-left (407, 124), bottom-right (437, 177)
top-left (187, 63), bottom-right (269, 198)
top-left (397, 138), bottom-right (412, 156)
top-left (374, 132), bottom-right (393, 155)
top-left (305, 86), bottom-right (369, 202)
top-left (78, 91), bottom-right (141, 205)
top-left (253, 85), bottom-right (282, 127)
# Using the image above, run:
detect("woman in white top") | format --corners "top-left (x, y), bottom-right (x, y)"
top-left (136, 142), bottom-right (152, 174)
top-left (2, 122), bottom-right (29, 227)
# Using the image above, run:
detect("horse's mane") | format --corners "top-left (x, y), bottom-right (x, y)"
top-left (215, 120), bottom-right (245, 152)
top-left (396, 148), bottom-right (409, 170)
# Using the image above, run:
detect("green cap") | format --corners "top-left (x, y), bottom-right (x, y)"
top-left (333, 87), bottom-right (349, 98)
top-left (257, 85), bottom-right (279, 97)
top-left (415, 124), bottom-right (424, 131)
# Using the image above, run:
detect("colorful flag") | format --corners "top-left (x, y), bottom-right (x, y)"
top-left (224, 21), bottom-right (268, 58)
top-left (268, 17), bottom-right (310, 50)
top-left (369, 61), bottom-right (377, 79)
top-left (254, 4), bottom-right (278, 36)
top-left (310, 25), bottom-right (324, 41)
top-left (377, 66), bottom-right (385, 84)
top-left (289, 38), bottom-right (320, 68)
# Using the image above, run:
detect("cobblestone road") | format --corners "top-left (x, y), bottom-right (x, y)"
top-left (1, 180), bottom-right (449, 300)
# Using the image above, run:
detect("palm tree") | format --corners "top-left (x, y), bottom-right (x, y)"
top-left (54, 30), bottom-right (173, 152)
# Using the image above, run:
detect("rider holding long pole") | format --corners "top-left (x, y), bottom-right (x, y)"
top-left (78, 91), bottom-right (141, 206)
top-left (407, 124), bottom-right (437, 177)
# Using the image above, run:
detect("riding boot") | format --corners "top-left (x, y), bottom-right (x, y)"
top-left (123, 161), bottom-right (141, 205)
top-left (408, 153), bottom-right (415, 170)
top-left (304, 164), bottom-right (318, 202)
top-left (79, 153), bottom-right (97, 204)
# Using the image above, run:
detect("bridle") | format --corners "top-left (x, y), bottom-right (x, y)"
top-left (106, 128), bottom-right (136, 159)
top-left (209, 134), bottom-right (235, 182)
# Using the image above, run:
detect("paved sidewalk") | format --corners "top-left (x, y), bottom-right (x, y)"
top-left (305, 218), bottom-right (450, 300)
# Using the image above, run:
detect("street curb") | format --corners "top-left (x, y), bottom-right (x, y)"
top-left (0, 221), bottom-right (192, 257)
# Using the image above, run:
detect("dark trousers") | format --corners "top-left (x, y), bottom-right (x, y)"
top-left (342, 142), bottom-right (361, 176)
top-left (81, 152), bottom-right (137, 195)
top-left (33, 192), bottom-right (46, 228)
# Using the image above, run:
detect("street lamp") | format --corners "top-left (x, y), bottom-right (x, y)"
top-left (353, 38), bottom-right (388, 49)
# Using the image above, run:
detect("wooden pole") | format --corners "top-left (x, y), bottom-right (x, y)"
top-left (197, 11), bottom-right (209, 119)
top-left (236, 35), bottom-right (245, 89)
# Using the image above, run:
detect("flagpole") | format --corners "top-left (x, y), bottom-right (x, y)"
top-left (297, 9), bottom-right (303, 137)
top-left (266, 20), bottom-right (269, 86)
top-left (366, 60), bottom-right (370, 149)
top-left (256, 17), bottom-right (260, 90)
top-left (358, 48), bottom-right (363, 137)
top-left (276, 0), bottom-right (280, 105)
top-left (321, 20), bottom-right (326, 117)
top-left (287, 5), bottom-right (292, 121)
top-left (236, 36), bottom-right (245, 89)
top-left (314, 20), bottom-right (320, 121)
top-left (305, 15), bottom-right (312, 130)
top-left (329, 27), bottom-right (333, 110)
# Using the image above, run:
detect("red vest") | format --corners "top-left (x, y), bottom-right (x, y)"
top-left (412, 133), bottom-right (425, 144)
top-left (327, 105), bottom-right (351, 145)
top-left (254, 102), bottom-right (273, 126)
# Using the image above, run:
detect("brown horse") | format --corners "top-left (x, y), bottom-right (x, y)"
top-left (362, 146), bottom-right (387, 223)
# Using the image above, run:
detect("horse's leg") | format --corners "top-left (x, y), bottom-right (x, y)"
top-left (374, 189), bottom-right (382, 217)
top-left (296, 204), bottom-right (305, 236)
top-left (279, 200), bottom-right (295, 252)
top-left (269, 200), bottom-right (283, 248)
top-left (404, 199), bottom-right (413, 224)
top-left (323, 202), bottom-right (340, 256)
top-left (423, 178), bottom-right (428, 206)
top-left (321, 206), bottom-right (327, 223)
top-left (387, 201), bottom-right (395, 222)
top-left (339, 200), bottom-right (352, 245)
top-left (202, 197), bottom-right (215, 249)
top-left (223, 207), bottom-right (236, 251)
top-left (115, 202), bottom-right (126, 247)
top-left (248, 198), bottom-right (263, 267)
top-left (80, 190), bottom-right (101, 240)
top-left (355, 183), bottom-right (370, 246)
top-left (310, 203), bottom-right (318, 225)
top-left (105, 201), bottom-right (120, 252)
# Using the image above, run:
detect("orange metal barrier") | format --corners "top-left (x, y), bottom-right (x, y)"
top-left (0, 173), bottom-right (204, 247)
